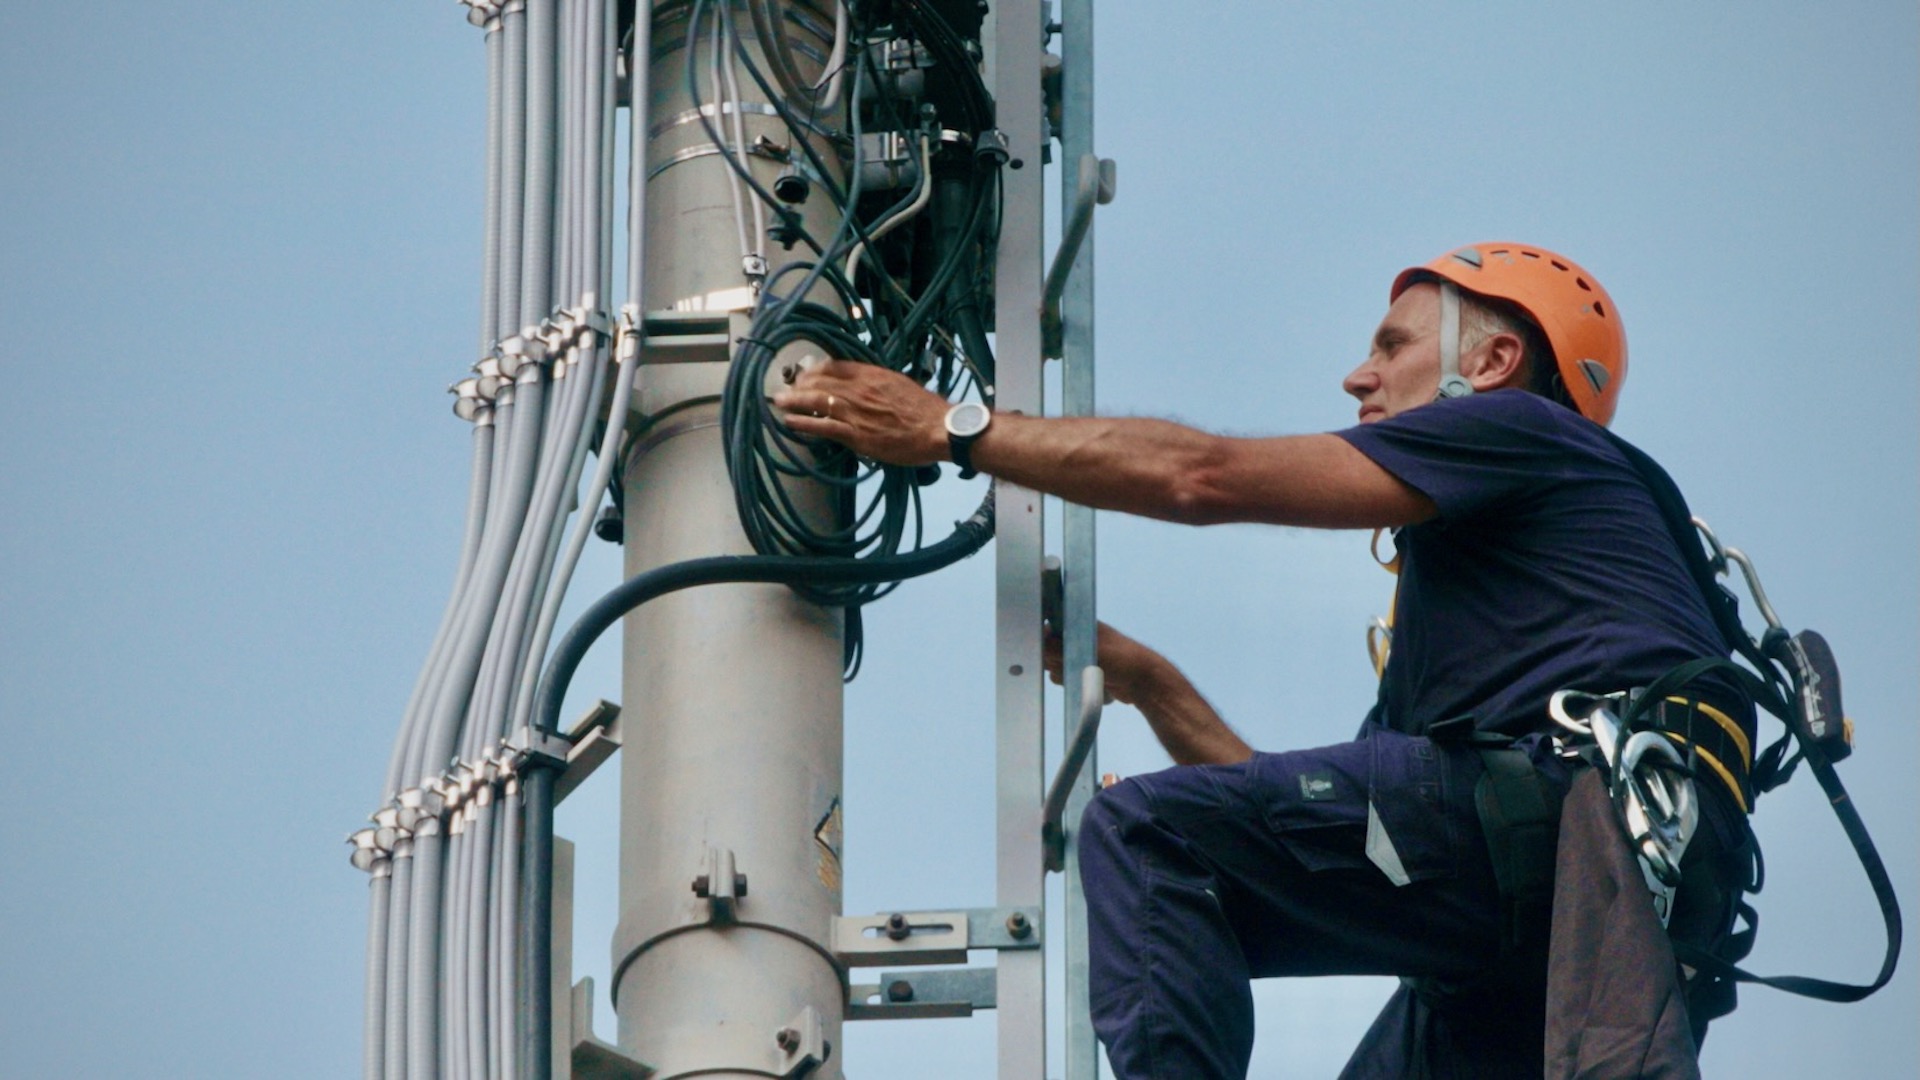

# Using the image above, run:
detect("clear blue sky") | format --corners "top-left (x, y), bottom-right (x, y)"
top-left (1, 2), bottom-right (1913, 1077)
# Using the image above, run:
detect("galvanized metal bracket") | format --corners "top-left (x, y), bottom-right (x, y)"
top-left (555, 699), bottom-right (622, 805)
top-left (848, 967), bottom-right (998, 1021)
top-left (832, 907), bottom-right (1042, 968)
top-left (691, 845), bottom-right (748, 922)
top-left (568, 978), bottom-right (655, 1080)
top-left (773, 1004), bottom-right (827, 1077)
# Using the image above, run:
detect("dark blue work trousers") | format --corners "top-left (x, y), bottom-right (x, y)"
top-left (1079, 727), bottom-right (1563, 1079)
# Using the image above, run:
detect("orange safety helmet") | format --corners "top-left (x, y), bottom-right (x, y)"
top-left (1390, 243), bottom-right (1628, 426)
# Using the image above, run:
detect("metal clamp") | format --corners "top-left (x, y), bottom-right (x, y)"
top-left (833, 906), bottom-right (1042, 968)
top-left (1549, 689), bottom-right (1698, 926)
top-left (1043, 665), bottom-right (1105, 872)
top-left (848, 967), bottom-right (998, 1021)
top-left (1042, 153), bottom-right (1117, 358)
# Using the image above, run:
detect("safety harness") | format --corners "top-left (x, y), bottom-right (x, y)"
top-left (1371, 430), bottom-right (1901, 1005)
top-left (1600, 434), bottom-right (1902, 1004)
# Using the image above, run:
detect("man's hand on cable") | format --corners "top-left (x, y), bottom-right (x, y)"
top-left (774, 360), bottom-right (950, 466)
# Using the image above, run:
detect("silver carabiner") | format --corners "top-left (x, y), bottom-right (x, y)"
top-left (1616, 730), bottom-right (1698, 926)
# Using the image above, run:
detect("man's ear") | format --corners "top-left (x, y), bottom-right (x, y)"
top-left (1466, 331), bottom-right (1528, 391)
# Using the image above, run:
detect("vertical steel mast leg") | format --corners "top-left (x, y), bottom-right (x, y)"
top-left (611, 3), bottom-right (850, 1077)
top-left (989, 0), bottom-right (1048, 1077)
top-left (1055, 0), bottom-right (1100, 1076)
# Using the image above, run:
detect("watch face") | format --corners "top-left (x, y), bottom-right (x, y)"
top-left (946, 401), bottom-right (991, 438)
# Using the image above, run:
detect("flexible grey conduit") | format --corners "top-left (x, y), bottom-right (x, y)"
top-left (520, 0), bottom-right (557, 323)
top-left (482, 18), bottom-right (506, 352)
top-left (385, 419), bottom-right (495, 802)
top-left (365, 871), bottom-right (390, 1080)
top-left (370, 3), bottom-right (626, 1074)
top-left (498, 5), bottom-right (529, 337)
top-left (384, 847), bottom-right (412, 1080)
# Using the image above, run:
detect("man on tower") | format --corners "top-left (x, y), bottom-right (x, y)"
top-left (778, 243), bottom-right (1751, 1077)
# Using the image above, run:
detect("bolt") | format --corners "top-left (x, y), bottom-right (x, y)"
top-left (776, 1027), bottom-right (801, 1053)
top-left (884, 912), bottom-right (911, 941)
top-left (1006, 911), bottom-right (1032, 940)
top-left (691, 873), bottom-right (711, 897)
top-left (886, 979), bottom-right (914, 1003)
top-left (734, 872), bottom-right (749, 898)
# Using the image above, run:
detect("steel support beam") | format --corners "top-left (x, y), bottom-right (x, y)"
top-left (988, 0), bottom-right (1048, 1077)
top-left (1055, 1), bottom-right (1101, 1075)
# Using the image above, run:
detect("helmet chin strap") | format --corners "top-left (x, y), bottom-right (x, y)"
top-left (1436, 281), bottom-right (1474, 400)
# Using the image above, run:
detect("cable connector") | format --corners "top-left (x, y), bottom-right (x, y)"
top-left (974, 129), bottom-right (1011, 166)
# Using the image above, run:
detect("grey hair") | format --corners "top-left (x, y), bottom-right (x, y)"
top-left (1457, 290), bottom-right (1571, 409)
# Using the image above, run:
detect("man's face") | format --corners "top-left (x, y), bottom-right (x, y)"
top-left (1343, 282), bottom-right (1448, 424)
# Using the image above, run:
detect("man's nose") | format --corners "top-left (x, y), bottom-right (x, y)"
top-left (1343, 361), bottom-right (1377, 399)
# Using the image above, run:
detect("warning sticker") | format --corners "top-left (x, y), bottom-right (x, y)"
top-left (814, 797), bottom-right (844, 894)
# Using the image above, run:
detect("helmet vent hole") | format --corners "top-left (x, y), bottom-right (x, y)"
top-left (1576, 277), bottom-right (1592, 291)
top-left (1520, 250), bottom-right (1539, 259)
top-left (1550, 259), bottom-right (1569, 271)
top-left (1593, 300), bottom-right (1606, 317)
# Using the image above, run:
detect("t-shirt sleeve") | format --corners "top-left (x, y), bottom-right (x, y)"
top-left (1333, 391), bottom-right (1587, 522)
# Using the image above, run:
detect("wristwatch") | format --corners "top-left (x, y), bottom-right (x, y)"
top-left (944, 401), bottom-right (992, 479)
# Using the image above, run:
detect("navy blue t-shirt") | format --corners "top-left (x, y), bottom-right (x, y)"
top-left (1335, 390), bottom-right (1745, 739)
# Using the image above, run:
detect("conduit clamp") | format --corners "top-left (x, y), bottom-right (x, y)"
top-left (473, 355), bottom-right (507, 401)
top-left (348, 704), bottom-right (621, 871)
top-left (615, 306), bottom-right (644, 366)
top-left (496, 329), bottom-right (550, 380)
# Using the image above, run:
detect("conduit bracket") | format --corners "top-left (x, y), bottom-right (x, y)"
top-left (568, 978), bottom-right (655, 1080)
top-left (508, 724), bottom-right (573, 774)
top-left (556, 699), bottom-right (622, 805)
top-left (847, 967), bottom-right (998, 1021)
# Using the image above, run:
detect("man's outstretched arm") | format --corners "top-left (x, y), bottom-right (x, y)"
top-left (775, 361), bottom-right (1435, 530)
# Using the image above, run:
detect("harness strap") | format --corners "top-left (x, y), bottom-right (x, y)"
top-left (1473, 745), bottom-right (1560, 956)
top-left (1673, 738), bottom-right (1903, 1003)
top-left (1436, 282), bottom-right (1473, 400)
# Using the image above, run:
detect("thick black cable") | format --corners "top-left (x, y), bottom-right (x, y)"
top-left (519, 495), bottom-right (994, 1080)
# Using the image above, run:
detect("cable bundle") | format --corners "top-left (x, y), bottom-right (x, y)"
top-left (683, 0), bottom-right (1003, 673)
